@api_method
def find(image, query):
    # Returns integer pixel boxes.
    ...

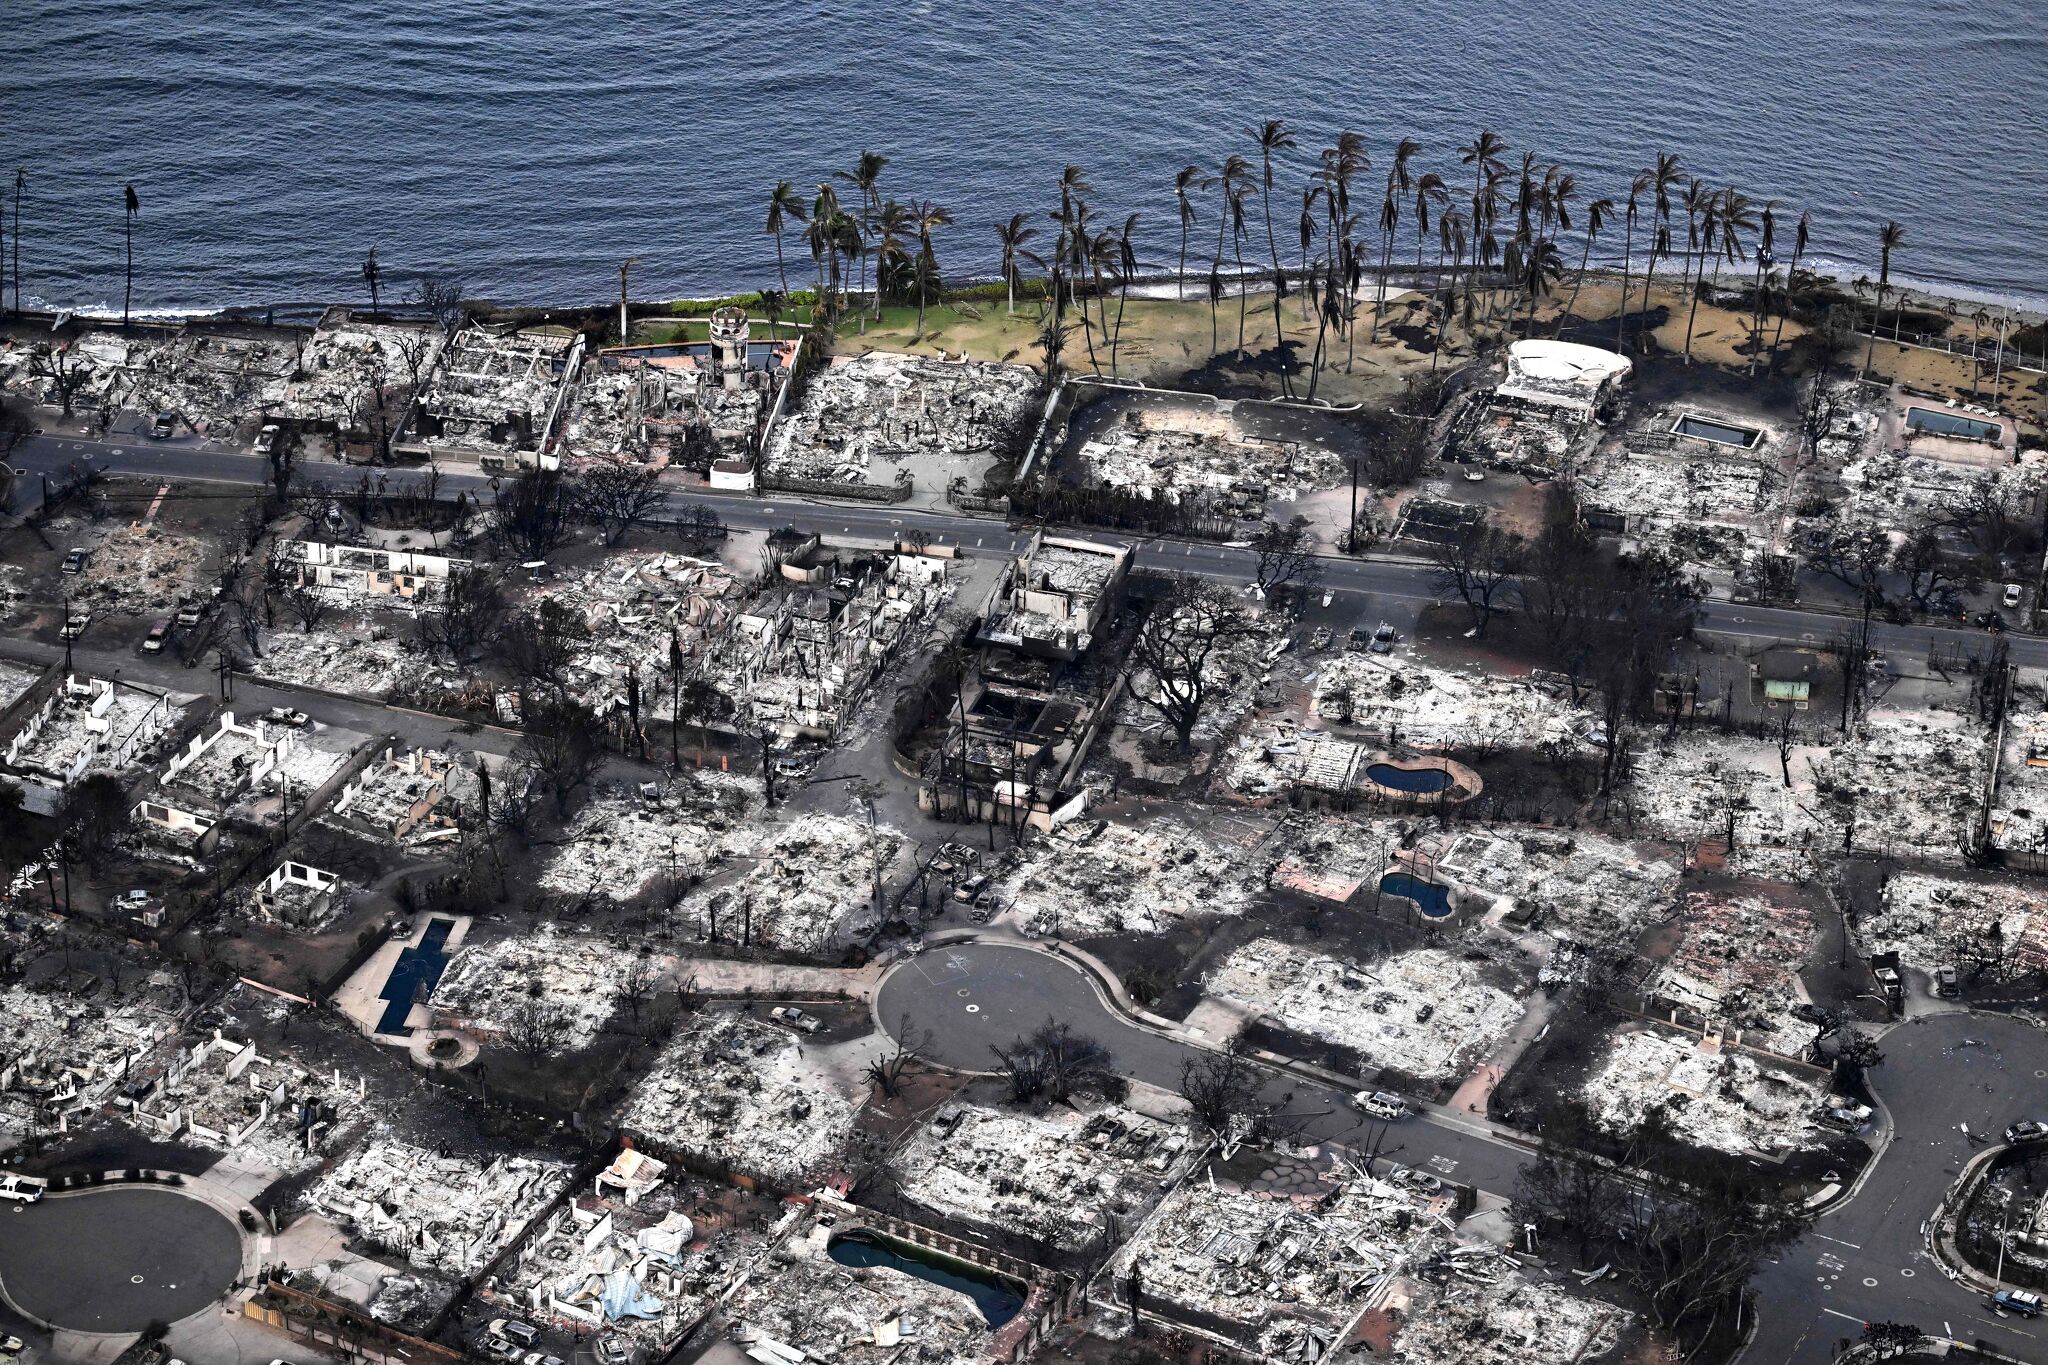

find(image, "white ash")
[1002,815,1272,939]
[1581,1027,1826,1156]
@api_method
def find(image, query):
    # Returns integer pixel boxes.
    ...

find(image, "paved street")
[0,1186,241,1333]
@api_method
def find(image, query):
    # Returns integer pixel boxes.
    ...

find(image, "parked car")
[1368,622,1398,654]
[142,618,171,652]
[150,410,177,439]
[2004,1120,2048,1145]
[1385,1164,1444,1195]
[264,706,310,727]
[0,1174,44,1203]
[2004,583,2025,609]
[117,889,153,908]
[592,1339,634,1365]
[1993,1289,2044,1317]
[1462,466,1486,482]
[60,546,89,573]
[0,1334,25,1356]
[952,873,991,903]
[1933,966,1961,997]
[768,1005,822,1034]
[1814,1103,1872,1133]
[1352,1090,1409,1121]
[253,424,281,456]
[174,599,207,626]
[59,610,92,640]
[486,1321,540,1350]
[521,1353,565,1365]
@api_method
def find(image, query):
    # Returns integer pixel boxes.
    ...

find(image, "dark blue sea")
[7,0,2045,316]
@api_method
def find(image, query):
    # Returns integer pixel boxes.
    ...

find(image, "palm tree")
[1613,173,1650,353]
[764,181,808,301]
[761,286,786,342]
[1675,178,1712,326]
[1210,155,1251,355]
[810,183,843,305]
[1173,165,1202,303]
[1744,199,1778,373]
[1456,132,1505,328]
[996,213,1037,316]
[361,246,381,318]
[1863,220,1905,378]
[1689,188,1753,364]
[1111,212,1140,374]
[1634,153,1685,347]
[875,199,912,321]
[1250,120,1297,386]
[1435,209,1468,371]
[1297,184,1321,324]
[1054,163,1093,318]
[910,199,951,342]
[1230,181,1254,355]
[1558,196,1613,337]
[1371,139,1421,344]
[835,151,888,319]
[1769,209,1811,366]
[121,184,140,327]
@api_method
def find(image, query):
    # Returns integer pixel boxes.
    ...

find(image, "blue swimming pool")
[374,917,456,1036]
[828,1233,1025,1327]
[1365,762,1454,794]
[1906,406,2002,441]
[1380,872,1453,917]
[1673,414,1762,448]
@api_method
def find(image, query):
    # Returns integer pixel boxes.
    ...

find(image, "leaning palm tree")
[1863,220,1905,378]
[361,245,382,318]
[1769,209,1812,364]
[121,184,139,327]
[1110,212,1141,375]
[764,181,808,301]
[1209,155,1251,355]
[1434,209,1468,371]
[1674,178,1712,326]
[1371,140,1420,344]
[1173,165,1203,302]
[1558,196,1613,338]
[1744,199,1779,373]
[1613,173,1650,352]
[811,183,843,303]
[1633,153,1685,347]
[910,199,951,342]
[1687,187,1754,364]
[996,213,1037,316]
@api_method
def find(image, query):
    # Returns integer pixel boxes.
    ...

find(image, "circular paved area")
[0,1185,241,1332]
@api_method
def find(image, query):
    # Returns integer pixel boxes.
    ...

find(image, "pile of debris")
[1579,1026,1826,1155]
[412,326,578,453]
[259,317,442,427]
[124,1027,362,1174]
[536,774,755,902]
[563,352,763,463]
[1427,828,1679,948]
[253,623,466,704]
[1857,872,2048,979]
[431,924,640,1053]
[1383,1265,1630,1365]
[765,352,1039,488]
[522,551,747,709]
[1073,406,1343,506]
[0,982,176,1144]
[3,328,295,434]
[617,1012,855,1187]
[1206,941,1524,1082]
[68,525,213,618]
[1001,815,1272,939]
[1651,892,1817,1054]
[893,1101,1196,1251]
[680,814,904,954]
[1308,654,1593,751]
[1127,606,1290,748]
[726,1208,995,1365]
[309,1134,574,1278]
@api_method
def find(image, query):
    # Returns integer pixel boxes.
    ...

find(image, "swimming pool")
[1906,406,2002,441]
[1380,872,1453,917]
[828,1232,1025,1327]
[1365,762,1454,794]
[374,917,456,1036]
[1672,413,1762,448]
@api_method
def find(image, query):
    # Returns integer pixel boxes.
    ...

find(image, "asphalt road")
[874,941,1533,1198]
[6,430,2044,674]
[0,1185,241,1333]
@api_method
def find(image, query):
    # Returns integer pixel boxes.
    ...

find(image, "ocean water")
[7,0,2046,316]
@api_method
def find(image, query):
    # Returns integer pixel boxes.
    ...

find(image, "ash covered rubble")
[677,813,907,954]
[249,625,468,707]
[1856,871,2048,981]
[3,674,180,805]
[120,1023,364,1174]
[1204,940,1526,1084]
[765,351,1039,489]
[0,979,181,1146]
[59,519,216,619]
[1442,338,1632,475]
[521,550,748,710]
[496,1145,779,1347]
[1100,1151,1465,1354]
[996,813,1276,939]
[616,1010,857,1188]
[1425,827,1681,948]
[326,744,482,845]
[1373,1267,1630,1365]
[1648,891,1819,1055]
[1303,652,1595,752]
[707,543,952,742]
[408,324,579,456]
[309,1133,575,1279]
[562,336,780,466]
[256,314,445,428]
[535,771,756,901]
[429,922,643,1054]
[1579,1025,1829,1156]
[724,1205,999,1365]
[1073,404,1345,509]
[1574,404,1796,570]
[892,1100,1199,1253]
[1,327,295,435]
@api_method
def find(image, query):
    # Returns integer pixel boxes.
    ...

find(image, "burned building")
[1444,338,1630,473]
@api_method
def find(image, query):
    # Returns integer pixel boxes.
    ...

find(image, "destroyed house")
[254,860,341,928]
[404,325,581,460]
[123,1031,358,1161]
[978,533,1130,660]
[922,648,1110,831]
[3,674,173,802]
[277,536,471,602]
[330,745,461,841]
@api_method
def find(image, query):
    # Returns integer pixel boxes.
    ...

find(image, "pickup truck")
[768,1005,822,1034]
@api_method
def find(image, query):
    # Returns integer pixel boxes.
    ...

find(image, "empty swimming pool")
[1365,762,1454,794]
[1906,406,2002,441]
[1380,872,1453,917]
[1672,414,1762,448]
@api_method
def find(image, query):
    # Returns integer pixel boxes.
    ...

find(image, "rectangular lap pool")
[1672,413,1762,448]
[1906,406,2002,442]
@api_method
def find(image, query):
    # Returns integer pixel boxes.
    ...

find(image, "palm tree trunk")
[1112,275,1129,377]
[1681,258,1707,364]
[1637,250,1663,354]
[123,215,133,329]
[1614,219,1636,353]
[1560,232,1595,339]
[1769,248,1803,366]
[775,234,789,298]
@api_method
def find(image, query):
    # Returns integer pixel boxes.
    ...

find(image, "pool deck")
[1358,753,1483,805]
[332,913,473,1042]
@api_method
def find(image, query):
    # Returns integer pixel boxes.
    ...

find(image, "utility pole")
[61,594,72,671]
[619,257,640,344]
